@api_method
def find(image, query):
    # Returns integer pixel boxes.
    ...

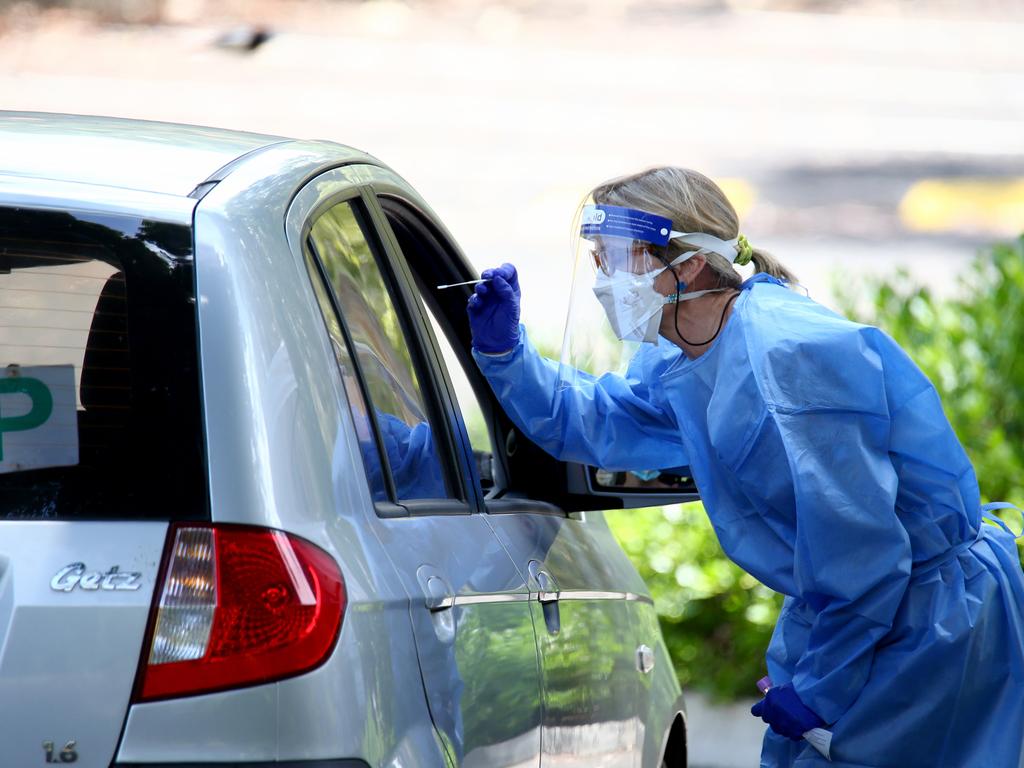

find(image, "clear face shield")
[558,203,740,390]
[559,203,683,389]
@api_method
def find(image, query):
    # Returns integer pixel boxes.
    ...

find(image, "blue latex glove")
[466,263,521,354]
[750,683,826,741]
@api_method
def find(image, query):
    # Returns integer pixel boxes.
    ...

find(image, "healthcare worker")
[466,166,1024,768]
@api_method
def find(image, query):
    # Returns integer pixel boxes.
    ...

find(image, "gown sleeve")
[472,326,688,471]
[763,327,913,725]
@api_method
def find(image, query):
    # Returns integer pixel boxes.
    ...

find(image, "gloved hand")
[466,263,521,354]
[750,683,826,741]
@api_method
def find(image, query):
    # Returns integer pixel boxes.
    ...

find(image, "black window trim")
[373,196,502,492]
[373,193,578,518]
[363,194,490,513]
[300,188,472,518]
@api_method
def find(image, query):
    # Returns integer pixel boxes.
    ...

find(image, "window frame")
[300,188,476,518]
[374,198,504,479]
[374,194,575,518]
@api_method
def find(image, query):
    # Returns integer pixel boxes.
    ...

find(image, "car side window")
[419,301,495,490]
[304,200,451,504]
[378,195,582,515]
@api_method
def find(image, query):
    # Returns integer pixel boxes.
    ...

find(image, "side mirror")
[565,463,700,509]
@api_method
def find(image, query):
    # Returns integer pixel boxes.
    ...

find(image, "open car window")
[418,301,496,493]
[378,197,575,513]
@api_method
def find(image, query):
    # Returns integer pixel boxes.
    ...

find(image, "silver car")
[0,111,696,768]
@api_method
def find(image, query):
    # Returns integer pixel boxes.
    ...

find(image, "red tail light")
[137,524,345,701]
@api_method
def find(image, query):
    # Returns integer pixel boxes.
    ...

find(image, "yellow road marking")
[900,178,1024,235]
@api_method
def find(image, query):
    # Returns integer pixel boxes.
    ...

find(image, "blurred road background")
[2,0,1023,349]
[3,1,1022,764]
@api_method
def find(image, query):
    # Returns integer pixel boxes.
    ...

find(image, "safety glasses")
[589,240,663,277]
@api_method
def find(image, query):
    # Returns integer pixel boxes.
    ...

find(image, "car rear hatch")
[0,206,207,767]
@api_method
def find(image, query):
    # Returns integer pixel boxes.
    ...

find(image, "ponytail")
[749,246,798,285]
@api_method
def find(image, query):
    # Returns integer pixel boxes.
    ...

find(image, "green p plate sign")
[0,365,78,473]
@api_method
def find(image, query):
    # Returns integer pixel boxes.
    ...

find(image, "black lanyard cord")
[674,287,739,347]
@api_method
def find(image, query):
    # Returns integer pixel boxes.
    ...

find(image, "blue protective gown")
[474,275,1024,767]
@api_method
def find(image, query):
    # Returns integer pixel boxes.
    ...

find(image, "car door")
[287,176,543,768]
[0,206,206,768]
[375,194,657,768]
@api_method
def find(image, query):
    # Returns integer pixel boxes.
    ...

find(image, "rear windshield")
[0,208,207,520]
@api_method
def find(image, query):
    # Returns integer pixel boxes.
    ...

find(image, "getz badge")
[50,563,142,592]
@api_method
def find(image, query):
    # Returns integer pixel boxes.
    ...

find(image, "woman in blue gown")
[467,166,1024,767]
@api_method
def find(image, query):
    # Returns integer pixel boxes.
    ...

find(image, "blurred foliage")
[606,235,1024,701]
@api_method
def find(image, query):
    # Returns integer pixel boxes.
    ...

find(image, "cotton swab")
[436,278,491,290]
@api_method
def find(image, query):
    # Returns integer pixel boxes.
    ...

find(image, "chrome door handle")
[536,572,559,604]
[416,565,454,612]
[527,560,559,603]
[637,644,655,674]
[528,560,560,635]
[425,576,455,612]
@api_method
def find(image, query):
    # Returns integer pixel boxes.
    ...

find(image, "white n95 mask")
[591,267,667,343]
[591,259,728,344]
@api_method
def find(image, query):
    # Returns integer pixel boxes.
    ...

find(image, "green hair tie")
[734,234,754,266]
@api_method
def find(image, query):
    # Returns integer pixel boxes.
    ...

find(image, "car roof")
[0,111,288,198]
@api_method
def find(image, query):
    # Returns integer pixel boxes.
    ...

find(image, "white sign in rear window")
[0,365,79,474]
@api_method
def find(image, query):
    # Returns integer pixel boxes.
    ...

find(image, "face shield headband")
[580,204,743,268]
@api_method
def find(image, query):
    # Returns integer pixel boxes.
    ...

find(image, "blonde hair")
[589,166,797,287]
